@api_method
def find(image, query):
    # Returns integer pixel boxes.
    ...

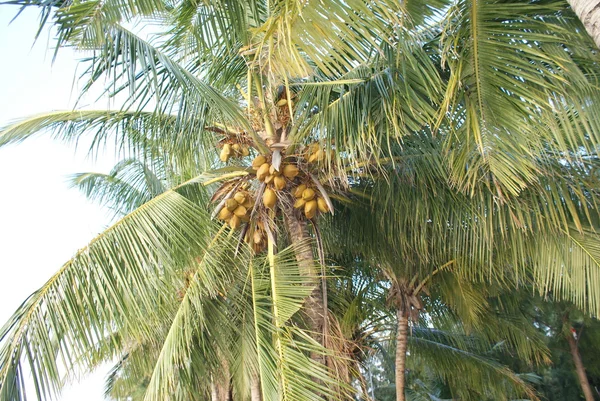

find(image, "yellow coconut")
[273,176,286,190]
[218,207,233,220]
[229,215,241,229]
[257,163,270,181]
[223,143,232,155]
[233,205,247,217]
[304,200,317,219]
[282,164,299,179]
[294,184,307,198]
[302,188,316,201]
[226,199,239,212]
[234,192,246,204]
[263,188,277,209]
[294,198,306,209]
[219,147,230,162]
[317,197,329,213]
[252,155,267,169]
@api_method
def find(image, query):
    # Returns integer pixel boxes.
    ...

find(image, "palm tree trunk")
[210,381,231,401]
[566,328,595,401]
[395,309,409,401]
[284,210,326,366]
[567,0,600,49]
[250,373,262,401]
[211,381,218,401]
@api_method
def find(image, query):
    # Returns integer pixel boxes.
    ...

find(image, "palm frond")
[71,158,167,216]
[0,177,220,401]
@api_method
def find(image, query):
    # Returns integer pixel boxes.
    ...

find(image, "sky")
[0,7,118,400]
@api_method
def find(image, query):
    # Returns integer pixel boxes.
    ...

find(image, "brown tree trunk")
[211,381,218,401]
[250,373,262,401]
[210,357,231,401]
[567,0,600,49]
[395,309,409,401]
[210,381,230,401]
[284,210,326,366]
[566,328,595,401]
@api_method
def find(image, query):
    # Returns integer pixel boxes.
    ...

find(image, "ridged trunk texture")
[210,381,230,401]
[284,210,326,366]
[395,309,409,401]
[566,329,595,401]
[210,357,231,401]
[250,374,262,401]
[568,0,600,49]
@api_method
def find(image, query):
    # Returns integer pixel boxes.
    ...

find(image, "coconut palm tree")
[2,0,600,400]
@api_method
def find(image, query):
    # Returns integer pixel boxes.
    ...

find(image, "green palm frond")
[251,241,342,400]
[439,0,600,197]
[0,108,239,173]
[526,228,600,315]
[0,177,227,401]
[408,330,538,401]
[291,42,443,170]
[71,158,167,216]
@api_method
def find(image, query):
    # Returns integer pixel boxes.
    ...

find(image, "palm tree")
[2,0,600,400]
[67,161,554,401]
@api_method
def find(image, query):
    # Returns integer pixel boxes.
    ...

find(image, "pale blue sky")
[0,7,117,400]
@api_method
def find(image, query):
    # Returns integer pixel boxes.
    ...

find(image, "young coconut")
[234,192,246,204]
[263,188,277,209]
[218,207,233,220]
[302,188,316,201]
[252,155,267,169]
[233,205,247,217]
[294,198,306,209]
[317,197,329,213]
[257,163,270,181]
[273,176,286,190]
[304,200,318,219]
[294,184,307,198]
[226,199,239,212]
[220,144,232,162]
[229,215,241,229]
[283,164,299,179]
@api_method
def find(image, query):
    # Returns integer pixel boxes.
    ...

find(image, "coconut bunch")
[251,150,335,219]
[219,141,251,162]
[252,155,299,190]
[211,140,337,254]
[216,189,255,229]
[292,184,330,219]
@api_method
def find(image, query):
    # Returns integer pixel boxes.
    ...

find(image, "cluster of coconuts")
[252,154,302,212]
[217,189,254,229]
[252,155,299,190]
[214,141,335,245]
[219,142,251,162]
[292,184,329,219]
